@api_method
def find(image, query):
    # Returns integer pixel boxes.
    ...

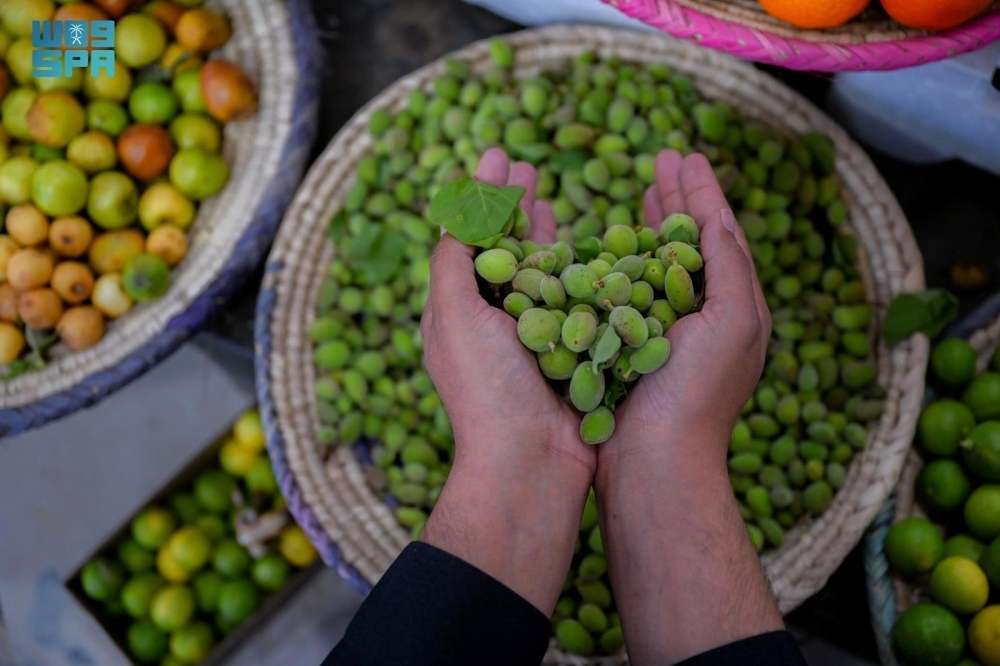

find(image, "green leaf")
[604,379,628,411]
[327,210,347,243]
[427,179,525,248]
[883,290,959,346]
[667,227,692,244]
[344,225,407,286]
[574,237,601,264]
[591,327,621,374]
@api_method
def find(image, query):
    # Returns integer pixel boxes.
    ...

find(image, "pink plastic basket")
[605,0,1000,71]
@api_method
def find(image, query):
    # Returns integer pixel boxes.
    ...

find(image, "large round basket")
[256,24,926,663]
[0,0,322,438]
[865,292,1000,666]
[604,0,1000,72]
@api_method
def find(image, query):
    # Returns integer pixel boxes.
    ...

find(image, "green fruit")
[87,101,130,138]
[594,272,631,311]
[964,373,1000,421]
[193,571,225,612]
[217,579,260,625]
[555,618,594,656]
[521,251,556,274]
[963,423,1000,482]
[538,342,578,380]
[31,160,88,216]
[170,113,222,153]
[660,212,699,244]
[885,517,944,576]
[580,407,615,445]
[115,14,167,69]
[81,558,125,601]
[647,299,677,332]
[630,336,670,375]
[570,363,605,413]
[118,539,155,574]
[129,82,180,125]
[169,622,214,664]
[516,308,560,352]
[664,263,695,314]
[150,585,195,632]
[167,526,212,573]
[943,535,985,562]
[121,573,165,619]
[610,255,645,282]
[931,339,978,387]
[661,241,704,272]
[87,171,139,228]
[1,87,37,142]
[122,254,171,302]
[169,148,230,201]
[561,311,598,353]
[251,554,291,592]
[609,305,647,348]
[930,557,989,614]
[503,292,533,318]
[603,224,638,258]
[213,539,251,579]
[128,621,168,663]
[512,267,545,300]
[132,507,177,550]
[193,470,238,513]
[173,70,207,114]
[919,399,976,458]
[474,248,518,284]
[966,486,1000,540]
[540,274,567,308]
[916,460,971,512]
[892,603,964,666]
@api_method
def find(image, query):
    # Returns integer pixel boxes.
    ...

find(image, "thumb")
[700,209,757,316]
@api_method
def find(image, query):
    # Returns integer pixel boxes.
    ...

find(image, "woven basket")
[0,0,322,438]
[605,0,1000,72]
[865,292,1000,666]
[256,24,926,663]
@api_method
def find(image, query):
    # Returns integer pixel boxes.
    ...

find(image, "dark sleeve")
[322,541,551,666]
[676,631,807,666]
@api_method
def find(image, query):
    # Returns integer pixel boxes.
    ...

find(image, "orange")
[758,0,870,28]
[882,0,993,30]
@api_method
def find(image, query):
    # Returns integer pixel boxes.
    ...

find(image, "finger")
[654,150,685,217]
[642,184,663,229]
[728,212,772,361]
[678,153,728,233]
[428,232,479,317]
[527,200,557,245]
[507,161,537,216]
[475,147,511,187]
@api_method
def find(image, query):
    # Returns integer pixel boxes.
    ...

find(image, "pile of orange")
[758,0,994,30]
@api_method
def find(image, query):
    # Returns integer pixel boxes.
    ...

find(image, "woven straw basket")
[605,0,1000,72]
[866,293,1000,666]
[0,0,321,438]
[256,24,926,663]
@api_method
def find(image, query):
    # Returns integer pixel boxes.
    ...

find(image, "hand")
[419,148,594,614]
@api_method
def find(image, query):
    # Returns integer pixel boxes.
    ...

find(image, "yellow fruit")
[233,408,265,452]
[0,322,26,364]
[156,547,189,584]
[91,272,134,318]
[969,605,1000,666]
[6,204,49,246]
[146,224,188,267]
[279,525,318,568]
[219,440,258,477]
[56,306,105,351]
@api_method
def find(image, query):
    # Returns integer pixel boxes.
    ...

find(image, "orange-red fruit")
[144,1,186,35]
[117,124,175,182]
[200,59,257,122]
[881,0,993,30]
[91,0,136,19]
[176,8,232,52]
[0,284,19,323]
[53,4,109,23]
[758,0,870,28]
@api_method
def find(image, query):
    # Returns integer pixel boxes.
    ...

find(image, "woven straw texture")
[606,0,1000,71]
[257,24,926,664]
[0,0,322,437]
[866,292,1000,666]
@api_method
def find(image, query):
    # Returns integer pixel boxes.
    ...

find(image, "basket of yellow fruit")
[866,293,1000,666]
[0,0,321,436]
[604,0,1000,71]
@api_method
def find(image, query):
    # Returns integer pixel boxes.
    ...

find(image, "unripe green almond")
[642,258,667,288]
[474,248,519,284]
[611,255,645,282]
[570,363,605,412]
[628,280,654,313]
[521,250,556,274]
[603,225,638,259]
[569,303,598,318]
[512,268,545,300]
[540,275,567,308]
[550,241,574,275]
[611,348,637,382]
[537,343,578,380]
[510,207,530,239]
[560,263,598,298]
[548,308,567,327]
[660,212,700,244]
[630,337,671,374]
[647,299,677,332]
[665,263,695,314]
[662,241,704,272]
[594,272,632,311]
[517,308,560,352]
[581,407,615,445]
[562,311,599,353]
[587,258,613,280]
[556,619,595,656]
[503,292,534,318]
[645,316,663,338]
[609,306,649,348]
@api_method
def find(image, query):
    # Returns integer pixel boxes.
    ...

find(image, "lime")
[944,535,986,562]
[149,585,195,632]
[156,547,189,584]
[81,557,125,601]
[233,409,266,452]
[964,423,1000,482]
[129,83,180,125]
[169,621,214,663]
[161,656,186,666]
[892,603,964,666]
[172,70,206,114]
[251,554,290,592]
[931,339,978,387]
[930,557,989,614]
[279,525,318,568]
[194,470,237,513]
[167,526,211,573]
[967,486,1000,540]
[128,621,168,663]
[246,456,277,495]
[193,514,227,544]
[86,100,129,138]
[916,460,972,512]
[213,539,251,578]
[885,517,945,576]
[192,570,224,613]
[132,506,177,550]
[965,373,1000,421]
[219,439,259,477]
[969,606,1000,666]
[115,14,167,69]
[169,493,201,525]
[980,537,1000,588]
[121,573,165,619]
[919,399,976,458]
[216,579,260,625]
[122,253,171,302]
[118,538,155,574]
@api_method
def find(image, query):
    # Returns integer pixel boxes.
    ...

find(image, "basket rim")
[864,292,1000,666]
[0,0,323,439]
[606,0,1000,72]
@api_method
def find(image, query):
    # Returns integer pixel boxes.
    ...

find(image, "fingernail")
[440,226,446,237]
[721,208,736,234]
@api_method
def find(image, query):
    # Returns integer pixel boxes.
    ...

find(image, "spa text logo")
[32,20,116,78]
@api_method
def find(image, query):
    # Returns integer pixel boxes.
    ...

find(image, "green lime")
[216,579,260,625]
[193,514,227,544]
[964,423,1000,482]
[885,517,945,576]
[966,485,1000,540]
[918,399,976,458]
[965,373,1000,421]
[169,621,214,663]
[213,539,251,578]
[166,526,212,573]
[128,621,168,663]
[233,409,266,452]
[161,656,186,666]
[122,253,171,303]
[251,554,290,592]
[118,538,155,574]
[149,585,195,632]
[932,339,978,387]
[893,603,964,666]
[194,470,238,513]
[980,536,1000,589]
[121,573,165,619]
[192,571,225,613]
[169,493,201,525]
[132,506,177,550]
[128,83,179,125]
[86,100,129,137]
[916,460,972,512]
[219,440,259,477]
[930,557,989,614]
[172,70,206,114]
[245,456,277,495]
[81,557,125,602]
[944,535,986,562]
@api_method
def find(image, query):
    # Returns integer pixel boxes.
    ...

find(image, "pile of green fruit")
[310,37,884,655]
[0,0,257,377]
[75,409,318,665]
[883,339,1000,666]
